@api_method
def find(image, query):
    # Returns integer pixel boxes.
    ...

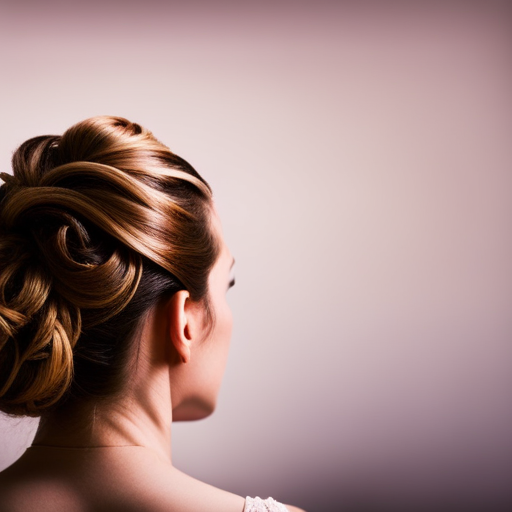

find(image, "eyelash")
[228,277,236,289]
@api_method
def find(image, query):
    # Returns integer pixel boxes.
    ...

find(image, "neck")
[33,307,174,463]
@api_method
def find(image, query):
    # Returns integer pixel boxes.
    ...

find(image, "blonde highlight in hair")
[0,116,218,417]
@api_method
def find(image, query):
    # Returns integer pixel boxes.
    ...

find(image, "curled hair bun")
[0,116,217,416]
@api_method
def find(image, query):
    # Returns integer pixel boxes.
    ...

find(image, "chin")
[172,396,216,421]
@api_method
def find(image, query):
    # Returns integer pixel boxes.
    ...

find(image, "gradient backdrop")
[0,1,511,510]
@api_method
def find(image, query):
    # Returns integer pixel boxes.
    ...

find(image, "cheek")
[221,301,233,341]
[213,299,233,370]
[209,298,233,387]
[171,307,232,422]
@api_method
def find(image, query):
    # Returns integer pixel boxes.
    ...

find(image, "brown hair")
[0,116,219,417]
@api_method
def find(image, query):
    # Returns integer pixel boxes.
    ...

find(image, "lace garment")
[244,496,289,512]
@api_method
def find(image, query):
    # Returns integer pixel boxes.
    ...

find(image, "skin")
[0,209,305,512]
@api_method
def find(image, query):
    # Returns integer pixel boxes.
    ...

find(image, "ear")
[166,290,204,364]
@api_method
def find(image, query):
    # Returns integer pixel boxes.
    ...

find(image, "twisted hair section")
[0,116,218,416]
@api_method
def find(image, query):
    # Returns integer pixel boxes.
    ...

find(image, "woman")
[0,116,305,512]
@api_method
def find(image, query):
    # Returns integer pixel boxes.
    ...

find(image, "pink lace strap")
[244,496,288,512]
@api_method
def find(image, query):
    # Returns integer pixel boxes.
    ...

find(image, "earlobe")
[167,290,192,364]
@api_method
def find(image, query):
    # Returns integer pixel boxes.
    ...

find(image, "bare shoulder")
[0,480,79,512]
[0,446,246,512]
[0,455,80,512]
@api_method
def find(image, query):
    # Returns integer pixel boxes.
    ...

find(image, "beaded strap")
[244,496,289,512]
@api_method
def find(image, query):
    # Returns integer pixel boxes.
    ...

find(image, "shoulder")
[0,475,77,512]
[0,447,246,512]
[0,455,81,512]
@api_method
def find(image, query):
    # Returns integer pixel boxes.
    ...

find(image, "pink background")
[1,1,511,509]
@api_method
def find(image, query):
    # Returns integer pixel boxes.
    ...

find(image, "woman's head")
[0,116,221,417]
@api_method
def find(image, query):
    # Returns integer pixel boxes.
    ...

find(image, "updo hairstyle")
[0,116,219,417]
